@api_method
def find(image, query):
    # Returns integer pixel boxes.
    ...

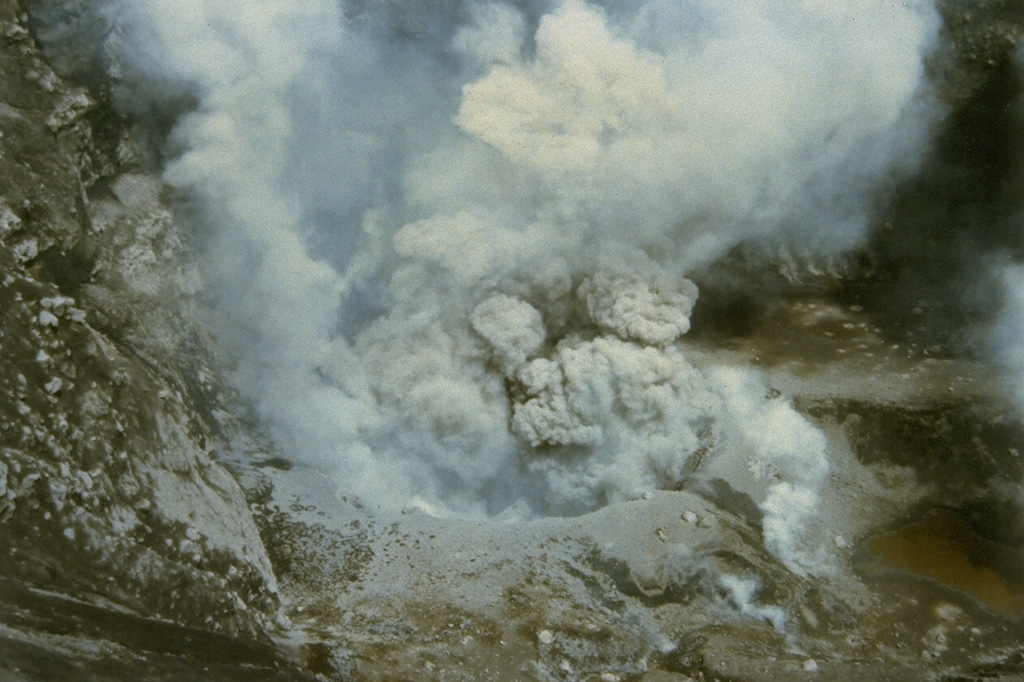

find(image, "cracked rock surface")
[0,3,310,678]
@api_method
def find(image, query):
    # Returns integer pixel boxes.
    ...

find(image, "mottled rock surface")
[0,3,304,677]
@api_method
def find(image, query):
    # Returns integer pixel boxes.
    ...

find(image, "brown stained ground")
[866,508,1024,619]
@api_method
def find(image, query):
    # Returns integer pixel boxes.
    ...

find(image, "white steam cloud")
[105,0,940,569]
[991,46,1024,418]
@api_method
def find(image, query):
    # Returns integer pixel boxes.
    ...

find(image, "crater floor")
[244,296,1024,681]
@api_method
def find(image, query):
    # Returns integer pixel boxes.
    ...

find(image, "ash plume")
[88,0,945,570]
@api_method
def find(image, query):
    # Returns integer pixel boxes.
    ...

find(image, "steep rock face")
[0,0,280,644]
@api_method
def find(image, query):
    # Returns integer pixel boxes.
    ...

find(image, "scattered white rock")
[46,89,92,131]
[62,527,75,541]
[185,526,201,541]
[76,471,93,490]
[38,310,59,327]
[40,296,74,314]
[13,238,37,263]
[802,659,818,672]
[537,629,554,645]
[600,674,620,682]
[682,510,698,524]
[0,203,22,235]
[44,377,63,394]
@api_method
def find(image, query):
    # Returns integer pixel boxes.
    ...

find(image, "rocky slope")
[0,3,311,678]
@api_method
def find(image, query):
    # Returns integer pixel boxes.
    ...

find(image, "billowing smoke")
[990,46,1024,417]
[994,265,1024,409]
[101,0,941,570]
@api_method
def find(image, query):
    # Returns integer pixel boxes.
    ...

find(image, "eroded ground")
[246,298,1024,681]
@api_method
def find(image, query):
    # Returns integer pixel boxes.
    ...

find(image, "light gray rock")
[0,1,283,650]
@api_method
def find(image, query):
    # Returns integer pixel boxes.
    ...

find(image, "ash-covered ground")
[1,1,1023,680]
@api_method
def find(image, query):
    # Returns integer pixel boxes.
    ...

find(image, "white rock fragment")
[13,238,37,263]
[833,535,848,548]
[62,527,75,541]
[802,659,818,672]
[185,526,201,541]
[38,310,58,327]
[682,510,698,524]
[40,295,74,314]
[47,89,93,131]
[35,349,50,363]
[537,629,554,645]
[600,674,620,682]
[44,377,63,394]
[0,203,22,235]
[68,308,86,323]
